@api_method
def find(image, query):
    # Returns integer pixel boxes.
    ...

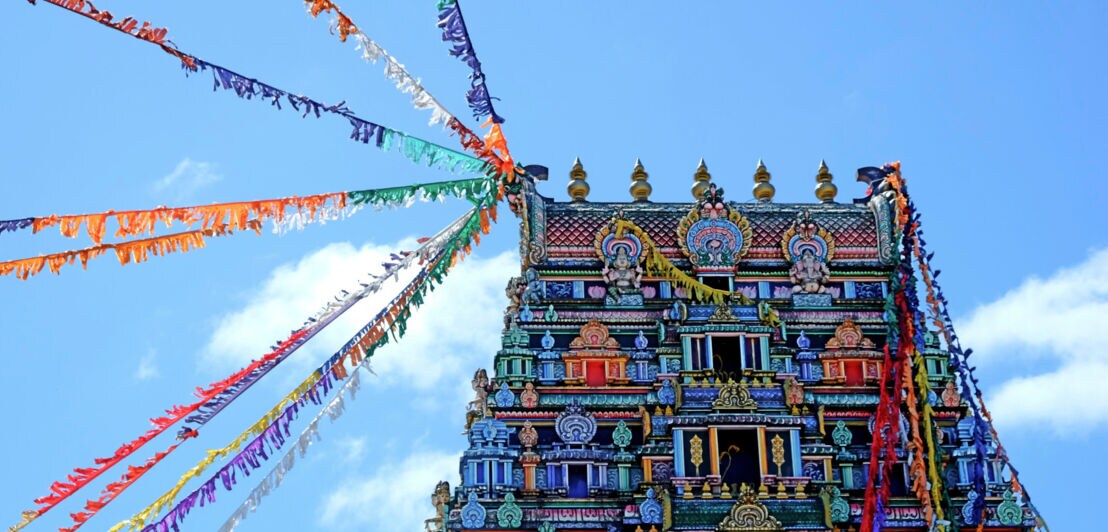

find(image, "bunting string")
[187,58,491,176]
[912,326,951,527]
[861,177,914,532]
[14,193,344,245]
[296,0,510,176]
[1,177,493,242]
[611,218,753,305]
[885,165,991,526]
[218,361,365,532]
[0,177,495,281]
[27,0,195,68]
[0,220,262,280]
[901,323,935,526]
[433,0,518,179]
[7,329,308,532]
[28,0,491,177]
[898,164,1047,528]
[114,198,495,531]
[0,218,33,235]
[302,0,454,128]
[217,365,364,532]
[435,0,504,124]
[112,274,424,532]
[8,200,489,531]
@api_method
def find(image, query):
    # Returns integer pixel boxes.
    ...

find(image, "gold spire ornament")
[567,157,590,202]
[630,159,652,202]
[814,160,837,203]
[692,159,712,200]
[752,159,775,203]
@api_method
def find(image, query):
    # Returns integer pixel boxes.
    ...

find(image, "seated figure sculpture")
[790,248,830,294]
[602,244,643,305]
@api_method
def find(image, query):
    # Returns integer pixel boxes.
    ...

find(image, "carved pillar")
[521,452,540,495]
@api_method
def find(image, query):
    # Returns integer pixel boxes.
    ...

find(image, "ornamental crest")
[519,420,539,448]
[556,400,597,444]
[521,382,540,408]
[677,184,752,272]
[569,320,621,351]
[780,210,835,263]
[496,493,523,527]
[639,488,663,524]
[961,491,979,525]
[461,492,487,528]
[996,489,1024,526]
[821,486,850,523]
[712,379,757,410]
[717,484,784,531]
[613,420,633,449]
[825,319,875,350]
[595,217,644,265]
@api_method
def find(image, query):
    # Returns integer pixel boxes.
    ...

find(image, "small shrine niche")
[562,320,630,386]
[595,217,645,306]
[544,401,610,498]
[495,322,533,386]
[782,211,836,307]
[461,417,517,497]
[820,319,882,386]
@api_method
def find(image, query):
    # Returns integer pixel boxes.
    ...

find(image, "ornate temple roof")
[541,201,887,264]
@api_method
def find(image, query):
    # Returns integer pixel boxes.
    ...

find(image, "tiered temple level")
[431,162,1034,531]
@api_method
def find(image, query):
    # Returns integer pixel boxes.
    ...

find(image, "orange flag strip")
[0,220,262,280]
[30,193,346,245]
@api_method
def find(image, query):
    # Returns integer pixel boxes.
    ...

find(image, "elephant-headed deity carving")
[781,210,835,294]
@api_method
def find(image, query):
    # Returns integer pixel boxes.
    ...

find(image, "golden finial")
[752,159,775,203]
[701,481,714,499]
[692,158,712,200]
[567,157,590,202]
[629,158,652,202]
[814,160,837,203]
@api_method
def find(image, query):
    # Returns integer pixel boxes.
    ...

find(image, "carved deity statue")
[520,382,540,408]
[504,276,527,329]
[424,481,450,532]
[602,244,643,298]
[789,248,831,294]
[465,369,491,431]
[941,380,961,407]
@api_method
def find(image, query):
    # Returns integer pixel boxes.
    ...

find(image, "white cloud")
[957,248,1108,435]
[134,350,160,381]
[151,158,221,199]
[203,239,517,394]
[335,436,368,465]
[318,449,459,531]
[368,251,516,392]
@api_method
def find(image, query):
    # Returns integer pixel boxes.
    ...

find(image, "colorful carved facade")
[435,162,1036,531]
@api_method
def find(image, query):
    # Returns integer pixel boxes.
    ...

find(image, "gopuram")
[429,160,1040,532]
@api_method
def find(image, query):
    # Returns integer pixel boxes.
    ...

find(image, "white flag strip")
[218,367,364,532]
[354,32,456,128]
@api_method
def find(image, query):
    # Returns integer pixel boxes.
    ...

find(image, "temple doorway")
[717,429,761,488]
[586,361,606,386]
[711,335,742,380]
[567,464,589,497]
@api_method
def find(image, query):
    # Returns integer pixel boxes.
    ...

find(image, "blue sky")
[1,1,1104,530]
